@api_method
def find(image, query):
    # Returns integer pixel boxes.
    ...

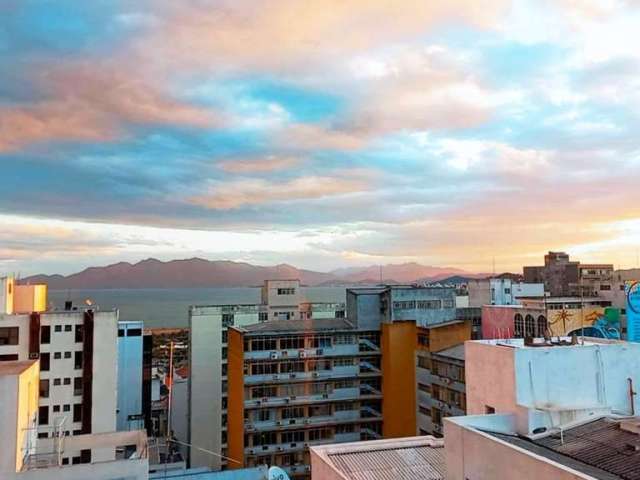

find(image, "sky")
[2,0,640,276]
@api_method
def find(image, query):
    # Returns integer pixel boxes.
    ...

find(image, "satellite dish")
[268,466,291,480]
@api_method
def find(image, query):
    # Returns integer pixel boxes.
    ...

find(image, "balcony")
[248,410,363,432]
[244,344,359,361]
[358,338,380,353]
[245,366,361,385]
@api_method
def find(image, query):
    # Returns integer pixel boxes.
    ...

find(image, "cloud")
[0,62,222,152]
[189,170,376,209]
[217,156,301,173]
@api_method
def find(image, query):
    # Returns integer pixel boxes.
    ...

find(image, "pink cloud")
[217,156,301,173]
[189,171,376,209]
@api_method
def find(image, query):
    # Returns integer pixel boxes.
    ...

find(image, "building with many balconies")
[227,318,382,479]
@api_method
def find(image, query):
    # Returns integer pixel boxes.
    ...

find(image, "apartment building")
[467,278,544,307]
[227,318,383,479]
[0,358,148,480]
[117,321,147,432]
[0,288,118,464]
[415,321,470,437]
[188,279,345,470]
[444,337,640,480]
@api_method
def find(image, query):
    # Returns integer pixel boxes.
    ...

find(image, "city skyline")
[2,1,640,275]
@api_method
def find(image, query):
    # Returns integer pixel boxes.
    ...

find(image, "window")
[281,430,305,444]
[419,406,431,416]
[75,325,83,343]
[63,404,70,412]
[485,405,496,414]
[63,377,71,385]
[251,386,277,399]
[62,458,69,465]
[281,407,304,420]
[0,354,19,361]
[127,328,142,336]
[335,334,354,345]
[73,404,82,423]
[514,314,524,338]
[336,424,354,434]
[252,432,276,446]
[277,288,295,295]
[334,379,354,389]
[258,312,268,322]
[308,359,331,371]
[118,329,125,337]
[309,404,331,417]
[72,457,81,465]
[280,361,304,373]
[40,353,50,371]
[280,336,304,350]
[74,351,83,370]
[250,362,278,375]
[54,325,62,332]
[53,405,60,412]
[443,299,455,308]
[417,300,442,309]
[504,288,511,294]
[524,315,535,337]
[40,379,50,398]
[41,326,51,344]
[0,327,19,345]
[54,378,61,386]
[536,316,547,337]
[38,432,48,439]
[222,314,234,327]
[333,358,353,367]
[38,406,49,425]
[309,428,332,441]
[600,284,611,291]
[334,402,353,411]
[64,351,71,359]
[250,338,277,351]
[54,352,61,359]
[418,333,430,347]
[311,336,332,348]
[64,325,72,332]
[417,355,431,369]
[393,301,416,310]
[418,383,432,395]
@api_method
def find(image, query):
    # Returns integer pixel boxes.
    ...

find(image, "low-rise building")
[0,359,148,480]
[310,436,445,480]
[444,337,640,480]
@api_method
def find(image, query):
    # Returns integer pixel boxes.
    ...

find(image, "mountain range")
[20,258,489,290]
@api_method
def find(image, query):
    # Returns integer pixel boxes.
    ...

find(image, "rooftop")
[487,417,640,480]
[240,317,355,334]
[311,436,445,480]
[434,344,465,361]
[472,337,625,349]
[0,360,37,376]
[423,320,464,330]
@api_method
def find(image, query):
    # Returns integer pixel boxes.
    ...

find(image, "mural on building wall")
[547,307,604,336]
[626,281,640,342]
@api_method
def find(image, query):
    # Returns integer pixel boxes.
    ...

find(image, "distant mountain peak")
[19,258,482,290]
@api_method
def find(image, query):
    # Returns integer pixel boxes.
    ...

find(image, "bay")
[48,287,347,328]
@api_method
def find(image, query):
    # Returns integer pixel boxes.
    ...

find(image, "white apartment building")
[0,289,118,465]
[188,279,345,470]
[0,358,148,480]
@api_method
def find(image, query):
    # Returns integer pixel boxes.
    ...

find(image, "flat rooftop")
[311,436,445,480]
[486,417,640,480]
[434,344,465,361]
[0,360,37,376]
[240,317,355,334]
[472,337,626,349]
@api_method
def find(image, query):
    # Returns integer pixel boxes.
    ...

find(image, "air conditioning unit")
[290,373,296,378]
[313,372,319,378]
[277,421,283,426]
[270,352,279,359]
[281,351,288,357]
[256,400,262,405]
[277,447,284,452]
[249,449,255,455]
[322,393,329,399]
[442,378,451,385]
[299,351,307,358]
[273,375,279,380]
[285,398,290,403]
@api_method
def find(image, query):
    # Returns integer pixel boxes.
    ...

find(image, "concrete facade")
[117,321,144,431]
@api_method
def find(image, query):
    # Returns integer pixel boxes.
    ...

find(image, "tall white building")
[0,284,118,465]
[188,279,345,470]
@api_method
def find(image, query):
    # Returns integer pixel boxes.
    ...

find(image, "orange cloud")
[217,156,301,173]
[0,62,221,152]
[189,172,374,209]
